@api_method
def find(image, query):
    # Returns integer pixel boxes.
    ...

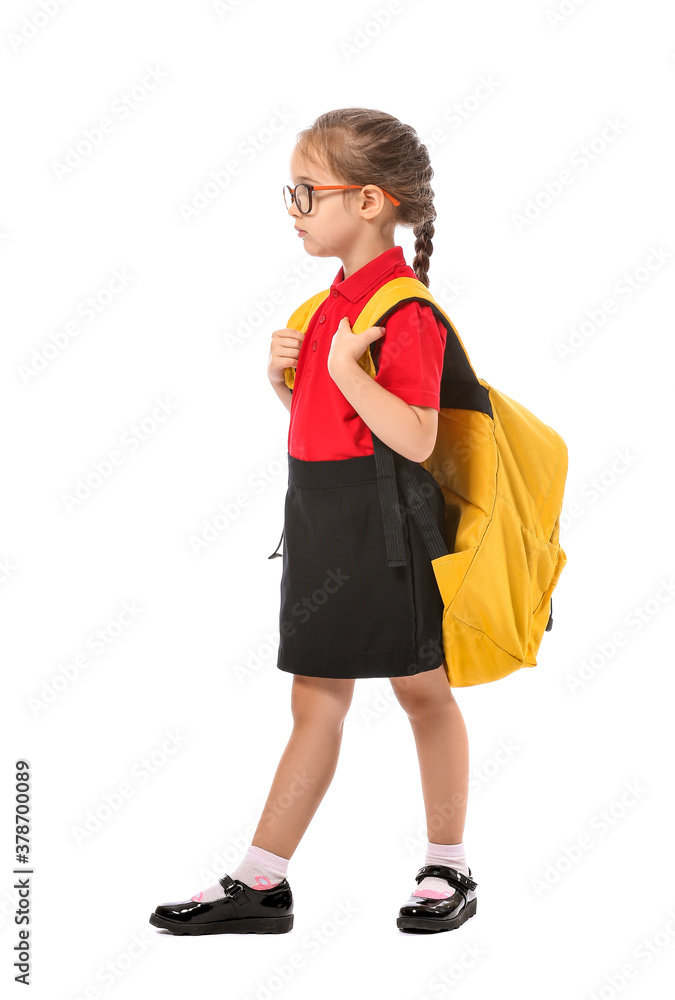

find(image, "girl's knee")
[389,664,454,717]
[291,674,355,726]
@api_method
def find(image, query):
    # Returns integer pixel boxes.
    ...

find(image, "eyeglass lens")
[284,184,311,213]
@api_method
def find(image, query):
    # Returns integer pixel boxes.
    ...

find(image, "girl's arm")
[268,376,293,414]
[328,356,438,463]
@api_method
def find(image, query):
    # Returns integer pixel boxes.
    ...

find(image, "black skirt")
[275,452,446,679]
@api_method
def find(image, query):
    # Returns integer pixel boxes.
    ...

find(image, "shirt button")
[332,290,339,297]
[319,315,326,323]
[312,341,317,351]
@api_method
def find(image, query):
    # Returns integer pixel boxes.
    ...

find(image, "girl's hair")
[294,108,436,288]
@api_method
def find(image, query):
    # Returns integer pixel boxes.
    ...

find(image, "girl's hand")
[327,316,386,377]
[268,327,305,385]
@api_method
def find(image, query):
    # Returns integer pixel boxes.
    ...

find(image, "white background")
[2,0,675,997]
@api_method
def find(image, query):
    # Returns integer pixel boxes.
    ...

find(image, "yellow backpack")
[281,276,568,688]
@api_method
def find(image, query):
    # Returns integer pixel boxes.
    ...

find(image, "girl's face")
[287,146,392,263]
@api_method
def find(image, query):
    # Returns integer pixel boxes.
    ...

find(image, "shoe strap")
[415,864,477,894]
[219,874,248,905]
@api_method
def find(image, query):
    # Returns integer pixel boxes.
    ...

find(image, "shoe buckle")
[219,874,246,904]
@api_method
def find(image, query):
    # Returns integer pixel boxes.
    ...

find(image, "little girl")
[150,107,477,936]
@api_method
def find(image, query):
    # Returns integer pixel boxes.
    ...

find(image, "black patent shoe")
[149,874,294,935]
[397,864,477,933]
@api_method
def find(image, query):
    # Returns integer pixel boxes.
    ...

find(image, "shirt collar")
[330,245,406,304]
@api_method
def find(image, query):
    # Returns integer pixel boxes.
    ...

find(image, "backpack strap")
[372,434,407,566]
[394,451,448,559]
[283,288,331,390]
[350,277,491,415]
[354,278,488,567]
[280,277,489,569]
[371,434,449,566]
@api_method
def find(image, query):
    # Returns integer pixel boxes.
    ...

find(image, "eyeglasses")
[283,182,401,215]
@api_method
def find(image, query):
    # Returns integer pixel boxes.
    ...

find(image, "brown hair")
[294,108,436,288]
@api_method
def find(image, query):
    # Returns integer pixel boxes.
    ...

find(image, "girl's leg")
[389,663,468,843]
[251,673,356,860]
[150,675,356,929]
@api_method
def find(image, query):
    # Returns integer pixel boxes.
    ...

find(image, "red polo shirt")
[287,245,447,461]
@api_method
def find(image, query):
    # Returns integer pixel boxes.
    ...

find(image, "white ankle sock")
[413,840,469,899]
[191,845,289,903]
[232,845,289,891]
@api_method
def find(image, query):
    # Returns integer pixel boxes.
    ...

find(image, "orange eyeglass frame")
[284,183,401,213]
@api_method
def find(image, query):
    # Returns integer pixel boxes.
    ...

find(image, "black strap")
[268,525,284,559]
[218,874,247,904]
[371,432,407,567]
[371,432,448,567]
[415,864,477,893]
[395,454,448,561]
[268,437,448,569]
[373,434,556,635]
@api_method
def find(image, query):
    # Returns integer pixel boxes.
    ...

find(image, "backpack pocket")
[431,493,566,687]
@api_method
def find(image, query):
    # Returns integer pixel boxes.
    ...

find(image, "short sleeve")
[373,301,447,409]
